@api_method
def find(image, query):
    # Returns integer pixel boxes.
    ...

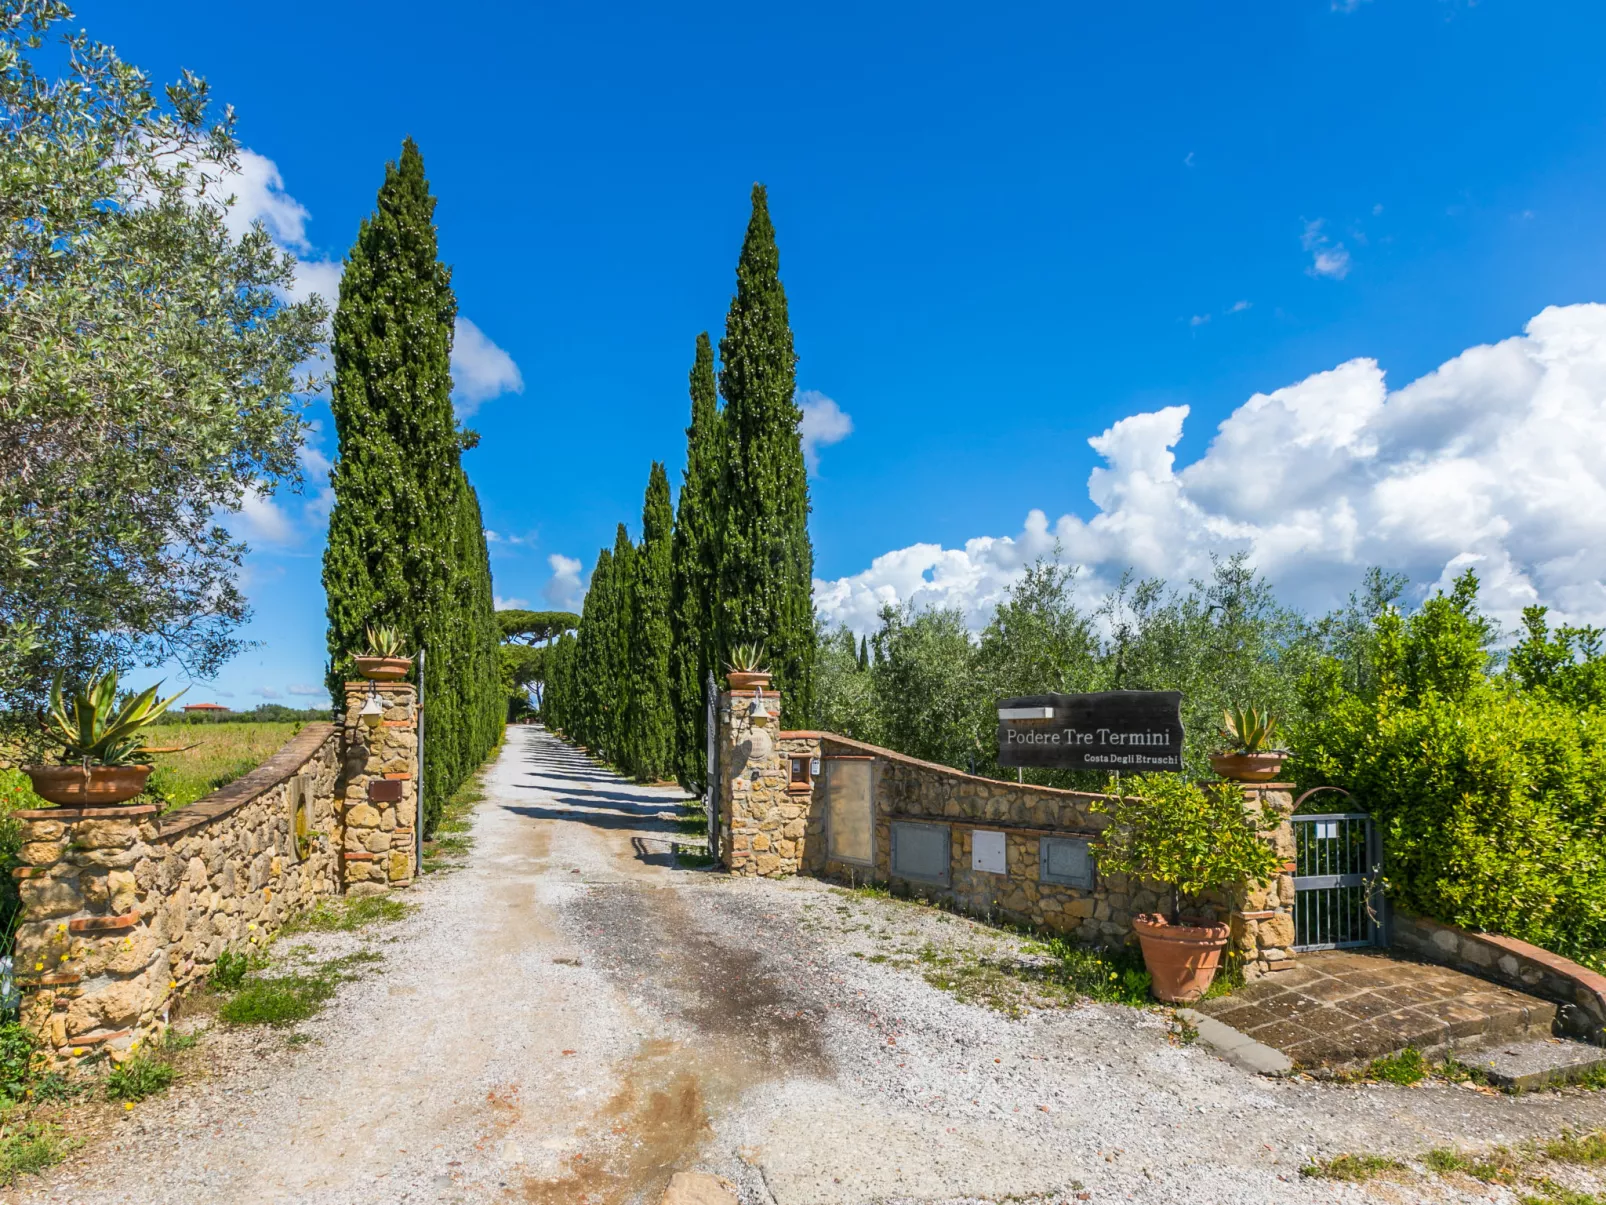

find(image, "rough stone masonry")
[10,680,418,1067]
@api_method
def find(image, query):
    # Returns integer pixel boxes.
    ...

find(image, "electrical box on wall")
[971,829,1006,874]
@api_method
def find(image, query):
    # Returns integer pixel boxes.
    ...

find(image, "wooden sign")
[997,690,1184,772]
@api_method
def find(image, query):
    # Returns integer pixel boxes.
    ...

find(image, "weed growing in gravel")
[1366,1046,1428,1086]
[1300,1153,1410,1182]
[1548,1132,1606,1166]
[27,1073,86,1104]
[219,971,340,1026]
[218,950,380,1027]
[156,1029,200,1054]
[209,948,267,990]
[104,1054,175,1102]
[283,896,408,934]
[1439,1056,1492,1087]
[0,1121,70,1184]
[1425,1149,1469,1173]
[1519,1178,1605,1205]
[1037,939,1152,1005]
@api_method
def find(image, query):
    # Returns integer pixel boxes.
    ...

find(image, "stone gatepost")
[1230,783,1298,980]
[340,681,418,895]
[716,686,806,877]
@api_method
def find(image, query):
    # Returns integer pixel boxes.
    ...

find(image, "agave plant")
[726,642,768,675]
[1220,706,1278,754]
[45,671,185,766]
[363,624,408,659]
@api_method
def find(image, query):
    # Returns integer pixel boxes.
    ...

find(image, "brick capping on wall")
[1391,911,1606,1042]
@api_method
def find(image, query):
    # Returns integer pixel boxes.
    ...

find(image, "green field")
[142,722,305,811]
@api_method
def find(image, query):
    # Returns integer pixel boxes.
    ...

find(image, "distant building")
[182,703,231,713]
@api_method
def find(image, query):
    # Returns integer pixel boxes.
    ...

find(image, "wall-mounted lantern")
[360,693,385,729]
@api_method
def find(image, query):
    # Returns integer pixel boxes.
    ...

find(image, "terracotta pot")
[354,655,413,682]
[727,671,772,691]
[1208,751,1289,782]
[1132,913,1231,1003]
[22,764,153,807]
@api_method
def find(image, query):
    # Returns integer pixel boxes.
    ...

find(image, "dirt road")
[18,726,1606,1205]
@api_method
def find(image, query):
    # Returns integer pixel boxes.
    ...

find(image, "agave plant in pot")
[1208,706,1289,782]
[24,671,185,806]
[1093,774,1281,1002]
[725,642,771,692]
[353,624,413,682]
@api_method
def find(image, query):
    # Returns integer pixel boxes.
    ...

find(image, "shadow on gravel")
[501,803,684,834]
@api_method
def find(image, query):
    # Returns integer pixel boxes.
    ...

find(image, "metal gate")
[1291,811,1381,951]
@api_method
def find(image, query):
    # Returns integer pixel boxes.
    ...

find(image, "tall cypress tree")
[669,333,725,792]
[323,138,459,697]
[572,546,613,754]
[717,185,816,723]
[604,522,636,769]
[625,463,675,782]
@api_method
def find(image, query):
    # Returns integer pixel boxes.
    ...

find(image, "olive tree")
[0,1,327,709]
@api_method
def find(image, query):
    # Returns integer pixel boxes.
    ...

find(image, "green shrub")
[1296,573,1606,962]
[104,1055,175,1102]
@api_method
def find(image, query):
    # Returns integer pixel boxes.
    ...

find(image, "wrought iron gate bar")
[1290,810,1380,951]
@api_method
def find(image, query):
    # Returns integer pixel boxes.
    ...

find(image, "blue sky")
[84,0,1606,704]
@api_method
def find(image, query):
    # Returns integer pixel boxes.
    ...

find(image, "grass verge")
[140,722,304,811]
[0,1121,70,1185]
[1300,1153,1410,1182]
[421,747,495,875]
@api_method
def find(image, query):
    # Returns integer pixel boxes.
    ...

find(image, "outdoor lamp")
[749,690,772,724]
[359,693,385,729]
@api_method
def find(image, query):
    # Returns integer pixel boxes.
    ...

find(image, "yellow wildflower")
[123,1102,133,1111]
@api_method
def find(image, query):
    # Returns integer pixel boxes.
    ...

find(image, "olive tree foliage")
[815,554,1326,785]
[0,1,326,710]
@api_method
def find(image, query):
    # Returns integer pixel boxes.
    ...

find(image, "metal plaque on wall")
[996,690,1184,772]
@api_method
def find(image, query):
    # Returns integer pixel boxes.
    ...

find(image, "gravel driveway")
[14,726,1606,1205]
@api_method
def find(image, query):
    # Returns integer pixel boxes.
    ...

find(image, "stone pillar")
[340,681,418,895]
[11,804,168,1066]
[716,686,803,877]
[1230,783,1298,980]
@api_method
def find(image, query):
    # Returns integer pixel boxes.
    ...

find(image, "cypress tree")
[604,522,636,769]
[572,547,613,754]
[669,333,725,792]
[717,184,816,723]
[626,463,675,782]
[322,139,501,833]
[323,138,459,696]
[859,635,869,672]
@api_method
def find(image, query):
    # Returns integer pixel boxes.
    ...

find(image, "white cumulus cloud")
[798,390,854,473]
[453,318,524,415]
[286,683,324,697]
[495,595,529,610]
[1302,219,1351,280]
[545,554,585,610]
[815,303,1606,635]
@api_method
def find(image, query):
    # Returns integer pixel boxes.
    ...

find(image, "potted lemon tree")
[23,671,184,806]
[1093,774,1280,1002]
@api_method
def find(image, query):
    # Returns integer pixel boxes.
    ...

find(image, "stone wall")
[713,704,1294,974]
[715,688,810,876]
[11,680,421,1066]
[1392,911,1606,1042]
[339,681,419,894]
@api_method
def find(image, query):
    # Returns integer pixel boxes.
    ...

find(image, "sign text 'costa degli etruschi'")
[996,690,1184,771]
